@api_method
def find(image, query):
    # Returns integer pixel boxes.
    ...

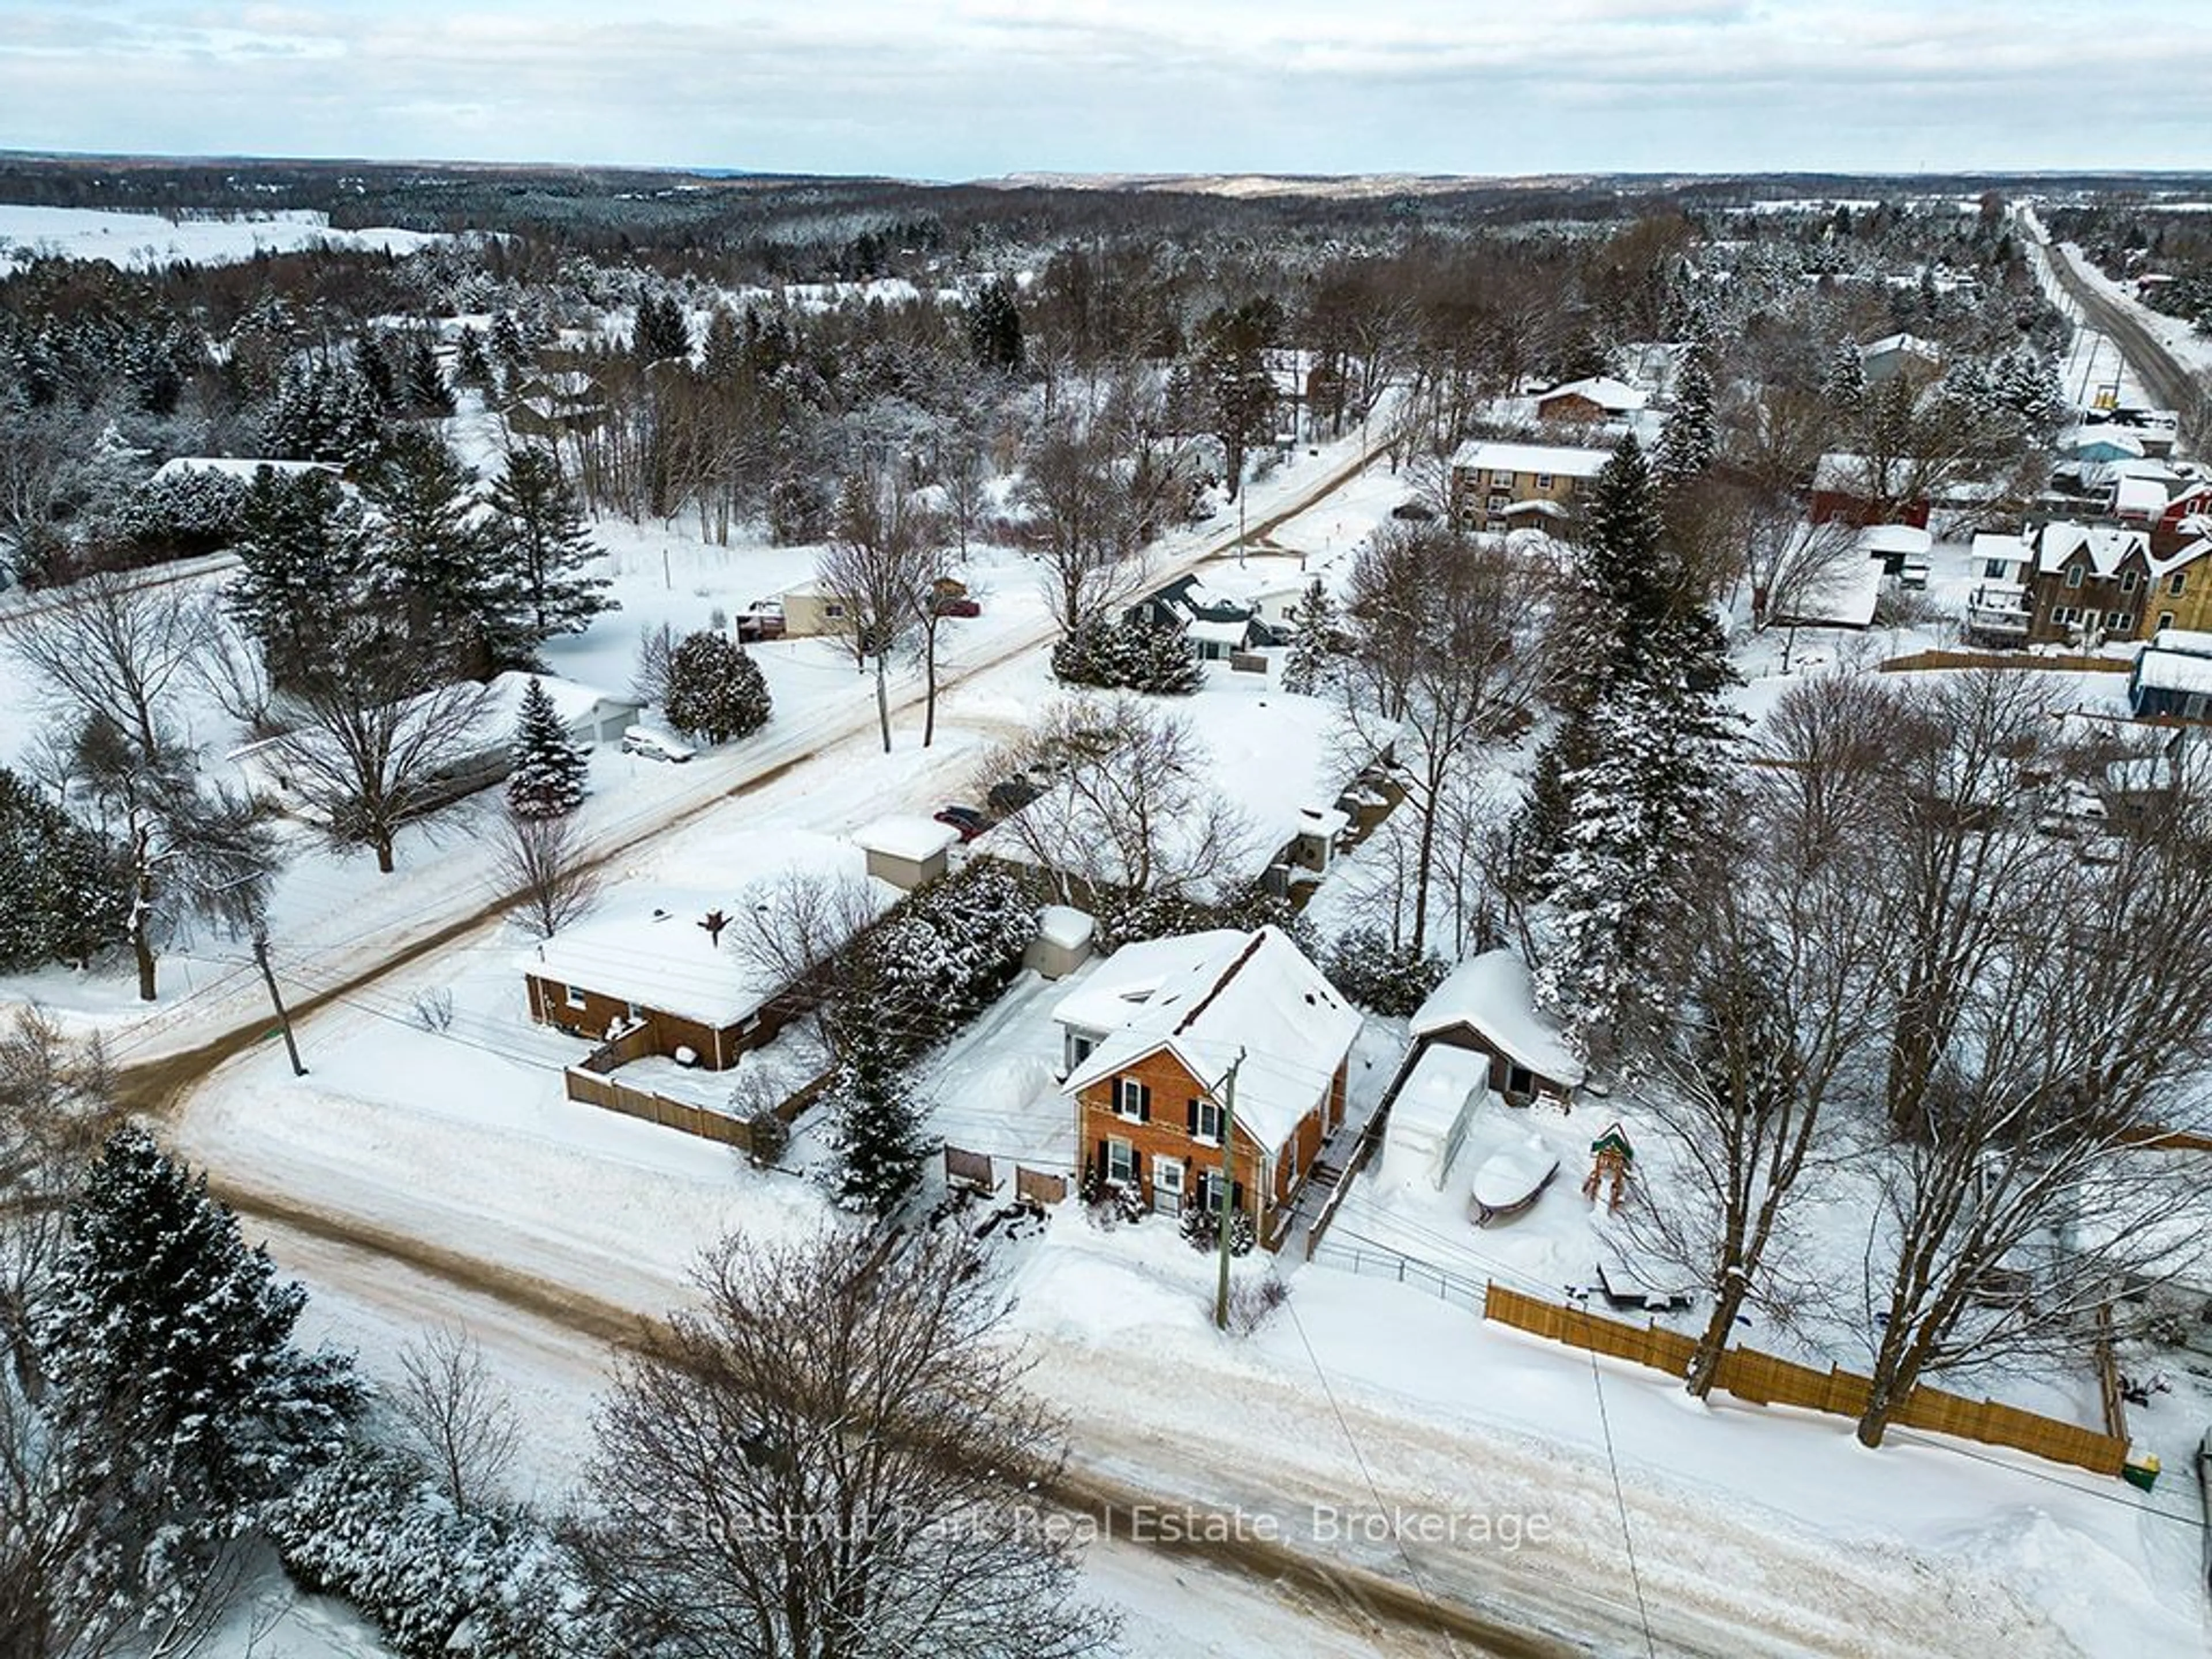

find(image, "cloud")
[0,1,2205,176]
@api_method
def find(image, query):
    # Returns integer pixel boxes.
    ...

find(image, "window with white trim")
[1190,1098,1224,1143]
[1105,1137,1135,1184]
[1114,1077,1151,1121]
[2066,566,2084,589]
[2172,573,2188,596]
[565,984,588,1010]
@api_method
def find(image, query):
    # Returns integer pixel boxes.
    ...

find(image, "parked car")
[933,805,994,841]
[622,726,696,763]
[734,599,786,642]
[986,774,1042,815]
[929,593,982,619]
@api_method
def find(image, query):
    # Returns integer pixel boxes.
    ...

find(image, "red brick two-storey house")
[1058,926,1361,1251]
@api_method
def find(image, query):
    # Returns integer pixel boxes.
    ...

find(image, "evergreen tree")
[1653,348,1717,488]
[700,305,746,384]
[507,676,589,819]
[452,325,493,390]
[965,277,1025,373]
[35,1128,361,1630]
[363,430,512,666]
[487,445,616,647]
[823,1035,937,1218]
[0,764,126,971]
[228,467,377,679]
[1281,577,1337,696]
[662,630,772,744]
[267,353,382,464]
[354,331,401,414]
[488,310,531,385]
[1821,338,1868,408]
[1536,666,1740,1049]
[632,291,690,364]
[402,336,454,418]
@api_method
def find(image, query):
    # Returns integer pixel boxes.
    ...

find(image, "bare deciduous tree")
[722,868,884,1051]
[270,622,495,875]
[582,1229,1117,1659]
[1340,524,1557,952]
[987,695,1255,910]
[1016,421,1146,640]
[389,1325,521,1512]
[820,469,933,752]
[493,809,601,940]
[9,569,214,765]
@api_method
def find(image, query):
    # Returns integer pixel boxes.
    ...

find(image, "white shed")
[854,816,962,891]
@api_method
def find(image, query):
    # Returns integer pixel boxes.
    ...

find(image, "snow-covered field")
[0,204,441,271]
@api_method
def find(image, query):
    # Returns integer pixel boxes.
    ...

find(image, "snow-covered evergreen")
[506,676,588,820]
[1051,616,1203,695]
[1280,577,1338,696]
[0,765,126,972]
[487,445,616,648]
[823,1036,939,1218]
[34,1128,361,1636]
[662,630,773,744]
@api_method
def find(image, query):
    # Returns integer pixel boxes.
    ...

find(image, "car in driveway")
[621,726,696,763]
[986,774,1043,815]
[929,593,982,618]
[933,804,994,841]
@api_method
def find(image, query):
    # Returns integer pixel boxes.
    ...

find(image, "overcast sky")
[2,1,2206,180]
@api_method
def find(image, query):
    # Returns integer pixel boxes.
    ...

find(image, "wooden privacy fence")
[563,1060,834,1154]
[943,1147,1071,1208]
[1878,647,2122,676]
[1016,1166,1068,1206]
[565,1066,755,1150]
[1482,1282,2129,1478]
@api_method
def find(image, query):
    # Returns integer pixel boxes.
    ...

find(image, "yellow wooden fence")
[1482,1282,2128,1478]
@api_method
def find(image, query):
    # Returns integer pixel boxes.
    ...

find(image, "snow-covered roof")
[2058,425,2147,461]
[853,815,961,863]
[1387,1044,1491,1146]
[149,456,339,484]
[1857,523,1931,558]
[1812,452,1921,498]
[1037,906,1094,950]
[1059,927,1362,1150]
[1970,531,2031,568]
[2116,475,2173,518]
[1410,950,1585,1089]
[1187,616,1253,647]
[2034,521,2147,578]
[1772,552,1883,630]
[1052,930,1245,1035]
[1297,805,1351,840]
[1859,332,1941,362]
[1449,440,1615,480]
[2137,642,2212,696]
[1539,376,1648,414]
[481,671,635,733]
[531,837,892,1027]
[2149,626,2212,658]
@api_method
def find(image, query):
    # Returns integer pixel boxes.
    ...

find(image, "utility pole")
[252,924,306,1077]
[1214,1048,1245,1331]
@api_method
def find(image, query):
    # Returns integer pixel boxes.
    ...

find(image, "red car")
[933,805,993,841]
[929,594,982,619]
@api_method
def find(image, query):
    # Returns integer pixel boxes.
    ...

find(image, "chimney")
[699,908,729,948]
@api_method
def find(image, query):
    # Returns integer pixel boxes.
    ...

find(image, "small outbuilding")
[854,815,963,891]
[1407,950,1584,1108]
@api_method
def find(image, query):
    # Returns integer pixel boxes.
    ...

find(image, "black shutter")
[1186,1099,1199,1136]
[1138,1083,1150,1122]
[1232,1180,1245,1211]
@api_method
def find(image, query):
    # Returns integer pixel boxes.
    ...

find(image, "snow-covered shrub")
[851,861,1035,1054]
[1325,926,1448,1017]
[111,465,249,562]
[1050,618,1202,695]
[1080,1168,1146,1228]
[663,630,772,744]
[1179,1203,1255,1257]
[269,1442,627,1659]
[1221,1274,1289,1335]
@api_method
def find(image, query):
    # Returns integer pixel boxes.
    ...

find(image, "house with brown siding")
[1058,926,1361,1249]
[1447,440,1613,535]
[526,861,895,1069]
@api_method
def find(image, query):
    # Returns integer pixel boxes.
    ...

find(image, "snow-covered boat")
[1469,1142,1559,1226]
